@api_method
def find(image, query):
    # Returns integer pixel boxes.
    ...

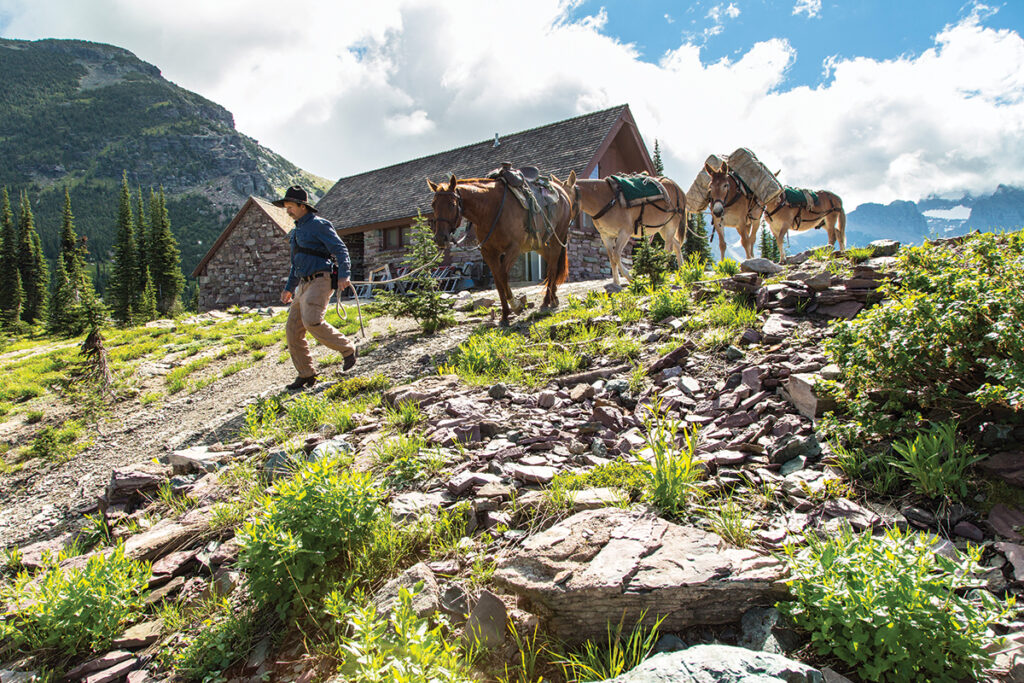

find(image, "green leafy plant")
[780,525,1013,682]
[891,421,985,501]
[1,545,151,656]
[713,257,740,277]
[384,400,424,432]
[824,232,1024,439]
[556,611,665,682]
[648,286,690,322]
[159,598,258,683]
[236,455,382,617]
[636,403,704,517]
[701,494,752,547]
[323,586,474,682]
[630,235,673,290]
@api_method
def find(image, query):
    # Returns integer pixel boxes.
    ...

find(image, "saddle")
[782,186,820,207]
[488,162,561,239]
[607,172,669,207]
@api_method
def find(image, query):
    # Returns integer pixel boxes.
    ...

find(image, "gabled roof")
[317,104,646,233]
[191,196,292,277]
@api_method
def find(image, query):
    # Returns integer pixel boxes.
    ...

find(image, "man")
[274,185,357,390]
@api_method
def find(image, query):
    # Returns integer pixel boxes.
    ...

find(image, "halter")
[711,173,745,213]
[432,182,508,249]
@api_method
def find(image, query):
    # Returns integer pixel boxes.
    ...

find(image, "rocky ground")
[3,245,1024,683]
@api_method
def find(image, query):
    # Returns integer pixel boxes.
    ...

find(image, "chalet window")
[382,226,409,249]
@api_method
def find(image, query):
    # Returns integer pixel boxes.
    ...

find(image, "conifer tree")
[17,191,49,324]
[136,186,149,280]
[759,225,780,262]
[652,139,664,175]
[0,188,23,327]
[137,266,158,323]
[684,211,711,264]
[49,189,102,335]
[149,187,184,315]
[108,172,139,325]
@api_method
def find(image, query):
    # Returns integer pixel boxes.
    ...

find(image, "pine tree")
[137,266,158,323]
[17,191,49,325]
[49,189,101,335]
[136,186,149,280]
[149,187,184,315]
[652,139,664,175]
[684,211,711,264]
[108,172,139,325]
[759,225,780,262]
[0,188,23,327]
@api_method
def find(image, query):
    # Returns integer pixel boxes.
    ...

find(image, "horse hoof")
[499,318,510,328]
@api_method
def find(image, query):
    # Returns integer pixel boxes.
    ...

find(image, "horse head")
[705,162,731,218]
[427,175,463,247]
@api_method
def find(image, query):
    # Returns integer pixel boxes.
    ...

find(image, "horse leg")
[775,227,787,262]
[613,229,633,282]
[484,250,511,326]
[714,218,727,262]
[599,232,621,286]
[742,221,757,259]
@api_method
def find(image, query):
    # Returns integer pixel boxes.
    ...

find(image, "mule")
[761,189,846,261]
[428,171,575,326]
[704,162,763,261]
[571,176,687,287]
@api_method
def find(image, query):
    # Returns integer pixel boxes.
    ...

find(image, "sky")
[1,0,1023,209]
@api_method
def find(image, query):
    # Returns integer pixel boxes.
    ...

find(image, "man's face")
[283,201,308,220]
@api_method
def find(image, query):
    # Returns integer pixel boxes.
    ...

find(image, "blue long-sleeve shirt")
[285,212,351,293]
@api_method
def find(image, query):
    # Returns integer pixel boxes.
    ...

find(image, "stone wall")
[197,207,290,311]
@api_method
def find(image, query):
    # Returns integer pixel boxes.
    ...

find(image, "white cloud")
[1,0,1023,208]
[792,0,821,18]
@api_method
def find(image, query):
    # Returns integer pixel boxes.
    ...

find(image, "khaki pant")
[285,274,355,378]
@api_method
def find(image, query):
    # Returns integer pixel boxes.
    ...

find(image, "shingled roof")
[316,104,643,233]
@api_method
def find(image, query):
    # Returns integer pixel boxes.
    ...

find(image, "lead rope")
[332,252,446,337]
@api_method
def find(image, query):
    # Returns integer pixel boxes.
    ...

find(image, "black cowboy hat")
[273,185,318,212]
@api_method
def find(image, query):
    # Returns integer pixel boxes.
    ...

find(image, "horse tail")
[544,242,569,288]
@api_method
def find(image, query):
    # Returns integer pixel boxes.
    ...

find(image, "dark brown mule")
[705,162,763,261]
[571,176,687,287]
[428,172,575,326]
[761,189,846,261]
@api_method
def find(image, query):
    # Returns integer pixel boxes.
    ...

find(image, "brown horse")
[761,189,846,261]
[571,176,687,287]
[704,163,763,261]
[428,172,575,326]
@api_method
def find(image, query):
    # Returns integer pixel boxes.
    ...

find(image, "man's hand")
[281,290,293,304]
[337,277,351,292]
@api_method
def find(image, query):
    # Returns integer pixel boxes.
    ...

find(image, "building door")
[510,252,545,283]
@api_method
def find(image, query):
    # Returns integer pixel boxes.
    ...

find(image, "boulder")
[741,258,784,275]
[372,563,441,618]
[869,239,900,257]
[783,374,836,420]
[494,508,787,643]
[598,644,822,682]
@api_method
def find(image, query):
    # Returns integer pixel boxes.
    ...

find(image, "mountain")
[846,200,930,246]
[0,38,329,276]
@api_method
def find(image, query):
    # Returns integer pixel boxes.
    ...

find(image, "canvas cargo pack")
[686,154,727,212]
[727,148,783,205]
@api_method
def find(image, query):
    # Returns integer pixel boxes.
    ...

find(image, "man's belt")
[299,271,329,283]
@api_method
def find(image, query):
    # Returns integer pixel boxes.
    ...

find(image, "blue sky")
[570,0,1024,88]
[1,0,1023,210]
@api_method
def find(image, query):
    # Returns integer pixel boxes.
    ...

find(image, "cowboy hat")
[273,185,318,212]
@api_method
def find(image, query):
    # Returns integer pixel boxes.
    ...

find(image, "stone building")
[194,104,655,309]
[190,197,294,311]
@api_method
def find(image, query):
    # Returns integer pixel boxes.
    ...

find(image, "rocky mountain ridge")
[0,37,328,274]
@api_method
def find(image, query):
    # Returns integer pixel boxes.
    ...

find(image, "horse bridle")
[432,182,508,248]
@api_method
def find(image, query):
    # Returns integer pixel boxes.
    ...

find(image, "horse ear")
[721,162,729,175]
[426,178,437,192]
[567,170,577,187]
[703,162,713,175]
[447,175,457,192]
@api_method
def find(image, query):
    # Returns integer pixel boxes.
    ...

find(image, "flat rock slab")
[599,644,822,682]
[111,620,162,648]
[494,508,788,643]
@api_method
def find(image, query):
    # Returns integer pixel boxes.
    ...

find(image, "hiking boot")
[342,349,358,371]
[286,374,317,390]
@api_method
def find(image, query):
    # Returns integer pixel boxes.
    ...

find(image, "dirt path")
[0,279,613,548]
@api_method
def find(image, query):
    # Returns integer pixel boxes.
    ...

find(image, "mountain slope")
[0,38,328,276]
